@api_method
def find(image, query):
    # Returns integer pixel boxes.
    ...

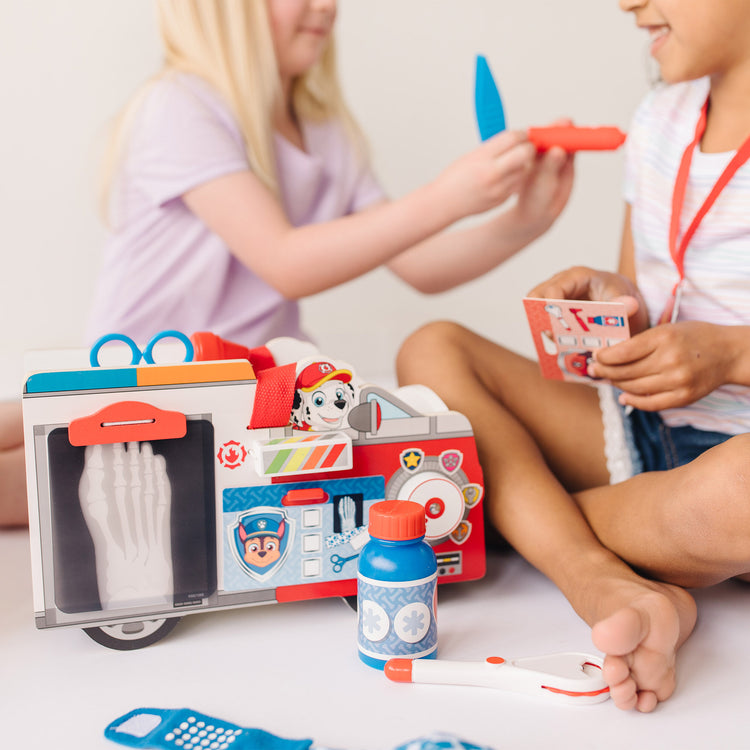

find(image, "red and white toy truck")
[22,333,485,649]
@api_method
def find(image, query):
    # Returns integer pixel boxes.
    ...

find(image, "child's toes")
[601,654,632,686]
[635,690,658,713]
[592,606,644,655]
[624,645,675,700]
[608,676,638,711]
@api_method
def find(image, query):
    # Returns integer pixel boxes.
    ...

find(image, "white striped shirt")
[624,77,750,434]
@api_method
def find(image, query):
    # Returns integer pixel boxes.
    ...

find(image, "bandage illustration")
[78,442,173,610]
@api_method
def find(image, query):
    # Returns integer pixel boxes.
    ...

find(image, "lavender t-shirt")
[86,73,385,348]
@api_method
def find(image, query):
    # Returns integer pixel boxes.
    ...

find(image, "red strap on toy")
[245,345,276,372]
[190,332,276,372]
[249,363,297,429]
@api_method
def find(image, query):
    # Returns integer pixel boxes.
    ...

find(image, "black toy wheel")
[83,617,181,650]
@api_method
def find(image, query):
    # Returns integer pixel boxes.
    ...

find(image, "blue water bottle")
[357,500,438,669]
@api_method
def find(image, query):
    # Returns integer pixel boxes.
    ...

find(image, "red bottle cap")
[367,500,426,541]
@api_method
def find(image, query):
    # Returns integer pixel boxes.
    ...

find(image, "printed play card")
[523,297,630,382]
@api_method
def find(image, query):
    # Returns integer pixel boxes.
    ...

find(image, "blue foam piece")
[25,368,138,394]
[474,55,506,140]
[395,734,495,750]
[105,708,314,750]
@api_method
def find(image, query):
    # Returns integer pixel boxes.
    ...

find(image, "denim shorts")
[598,384,737,481]
[622,405,734,474]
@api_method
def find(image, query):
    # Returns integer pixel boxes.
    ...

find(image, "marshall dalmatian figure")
[290,360,358,431]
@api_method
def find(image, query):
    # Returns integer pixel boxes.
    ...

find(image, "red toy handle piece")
[191,331,276,372]
[527,126,626,152]
[68,401,187,446]
[281,488,329,506]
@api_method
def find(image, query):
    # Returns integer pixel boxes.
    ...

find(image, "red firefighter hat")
[296,361,352,392]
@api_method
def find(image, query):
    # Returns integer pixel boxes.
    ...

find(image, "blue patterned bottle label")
[357,572,437,661]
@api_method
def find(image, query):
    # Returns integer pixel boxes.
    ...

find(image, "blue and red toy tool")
[474,55,626,152]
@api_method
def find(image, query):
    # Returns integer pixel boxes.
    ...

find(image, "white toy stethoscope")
[385,651,610,705]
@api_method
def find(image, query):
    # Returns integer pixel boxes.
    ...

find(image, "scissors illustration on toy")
[474,54,626,151]
[330,551,359,573]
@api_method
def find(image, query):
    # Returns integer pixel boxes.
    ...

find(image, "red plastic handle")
[527,126,626,152]
[68,401,187,446]
[281,488,329,506]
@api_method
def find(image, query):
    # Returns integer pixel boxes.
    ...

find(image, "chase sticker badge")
[229,508,294,582]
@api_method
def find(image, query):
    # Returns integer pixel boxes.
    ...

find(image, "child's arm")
[0,401,27,528]
[182,131,543,298]
[617,205,638,285]
[386,147,575,293]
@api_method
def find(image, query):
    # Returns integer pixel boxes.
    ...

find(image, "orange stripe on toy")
[137,361,254,386]
[302,444,329,470]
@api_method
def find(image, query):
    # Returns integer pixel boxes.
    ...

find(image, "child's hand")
[528,266,648,334]
[589,321,738,410]
[511,120,575,235]
[435,130,535,220]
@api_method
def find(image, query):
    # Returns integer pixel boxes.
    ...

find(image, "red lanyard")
[661,96,750,323]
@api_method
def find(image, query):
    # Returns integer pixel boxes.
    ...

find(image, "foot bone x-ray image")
[78,441,173,610]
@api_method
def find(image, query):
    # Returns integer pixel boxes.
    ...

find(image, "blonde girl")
[87,0,574,346]
[2,0,574,527]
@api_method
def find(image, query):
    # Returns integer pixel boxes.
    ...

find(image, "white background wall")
[1,1,648,389]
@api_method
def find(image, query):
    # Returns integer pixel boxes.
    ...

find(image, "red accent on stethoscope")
[541,660,609,698]
[661,97,750,323]
[541,684,611,698]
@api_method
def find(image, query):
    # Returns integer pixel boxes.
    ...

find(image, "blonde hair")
[101,0,364,221]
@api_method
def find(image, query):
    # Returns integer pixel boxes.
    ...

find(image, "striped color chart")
[256,432,353,477]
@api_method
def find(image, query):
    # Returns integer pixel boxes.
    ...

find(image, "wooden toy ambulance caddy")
[22,333,485,649]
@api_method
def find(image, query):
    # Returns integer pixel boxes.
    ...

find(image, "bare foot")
[591,583,696,712]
